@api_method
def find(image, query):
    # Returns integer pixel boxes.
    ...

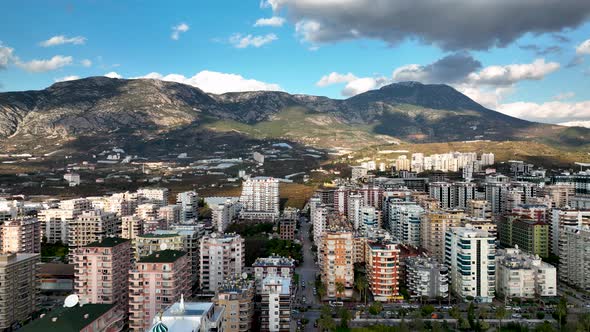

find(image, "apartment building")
[559,225,590,291]
[176,191,199,223]
[213,278,254,332]
[498,216,549,258]
[0,217,41,253]
[0,253,40,330]
[387,200,423,247]
[253,255,296,292]
[445,225,496,303]
[68,210,120,255]
[121,215,144,240]
[321,230,354,299]
[73,237,131,313]
[239,177,280,220]
[260,276,291,332]
[420,210,465,262]
[137,187,169,207]
[199,233,245,292]
[405,256,449,299]
[367,241,400,301]
[550,209,590,255]
[128,250,191,332]
[496,247,556,299]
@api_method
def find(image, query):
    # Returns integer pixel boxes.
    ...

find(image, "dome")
[151,321,169,332]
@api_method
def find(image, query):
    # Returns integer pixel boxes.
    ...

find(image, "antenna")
[64,294,79,308]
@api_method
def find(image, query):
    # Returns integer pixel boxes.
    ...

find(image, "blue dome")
[151,321,168,332]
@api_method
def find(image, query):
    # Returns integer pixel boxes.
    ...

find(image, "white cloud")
[559,121,590,128]
[16,55,73,72]
[55,75,80,82]
[466,59,560,86]
[171,23,189,40]
[133,70,282,94]
[553,92,575,101]
[254,16,285,27]
[40,35,86,47]
[0,44,15,69]
[80,59,92,67]
[576,39,590,55]
[315,72,358,87]
[230,33,277,48]
[104,71,122,79]
[497,100,590,124]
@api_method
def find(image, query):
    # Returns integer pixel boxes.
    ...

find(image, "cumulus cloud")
[497,100,590,124]
[553,92,575,101]
[466,59,560,86]
[559,120,590,128]
[171,23,189,40]
[229,33,277,48]
[315,72,358,87]
[55,75,80,82]
[40,35,86,47]
[264,0,590,50]
[577,39,590,55]
[104,71,122,79]
[392,53,482,84]
[16,55,73,72]
[341,76,389,97]
[254,16,285,27]
[0,44,15,69]
[80,59,92,67]
[133,70,282,94]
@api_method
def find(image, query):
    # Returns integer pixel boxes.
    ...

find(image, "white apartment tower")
[496,247,556,299]
[176,191,199,223]
[387,200,424,246]
[239,177,280,220]
[199,233,245,292]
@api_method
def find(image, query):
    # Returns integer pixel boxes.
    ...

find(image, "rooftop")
[139,250,187,263]
[20,304,115,332]
[253,255,295,267]
[139,233,181,239]
[84,237,129,248]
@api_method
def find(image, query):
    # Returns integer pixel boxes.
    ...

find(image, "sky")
[1,0,590,126]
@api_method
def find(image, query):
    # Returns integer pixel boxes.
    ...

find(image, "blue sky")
[1,0,590,125]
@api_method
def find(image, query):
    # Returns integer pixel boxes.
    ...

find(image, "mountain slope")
[0,77,586,156]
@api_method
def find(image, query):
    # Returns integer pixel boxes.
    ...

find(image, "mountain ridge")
[0,76,586,157]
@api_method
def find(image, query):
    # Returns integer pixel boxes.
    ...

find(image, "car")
[330,301,344,307]
[512,313,522,319]
[302,296,307,303]
[292,310,300,314]
[313,321,318,327]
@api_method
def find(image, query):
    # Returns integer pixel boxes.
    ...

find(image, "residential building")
[498,216,549,257]
[38,208,80,244]
[128,250,191,332]
[253,255,296,292]
[559,225,590,291]
[211,198,240,233]
[420,210,465,262]
[496,247,557,299]
[121,215,143,240]
[239,177,280,220]
[351,166,368,182]
[538,184,575,208]
[279,219,296,240]
[20,304,124,332]
[150,299,224,332]
[68,210,120,255]
[137,187,169,206]
[0,217,41,253]
[466,200,492,219]
[260,276,291,332]
[405,256,449,299]
[445,225,496,303]
[0,253,40,330]
[176,191,199,223]
[367,241,400,301]
[387,200,423,247]
[550,209,590,255]
[213,278,254,332]
[359,206,381,234]
[158,204,181,227]
[199,233,245,292]
[73,237,131,313]
[321,230,354,299]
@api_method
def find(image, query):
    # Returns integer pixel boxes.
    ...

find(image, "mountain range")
[0,77,587,158]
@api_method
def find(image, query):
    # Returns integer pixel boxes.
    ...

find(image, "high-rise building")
[462,218,497,240]
[367,241,400,301]
[321,230,354,299]
[0,217,41,253]
[350,166,368,182]
[158,204,181,227]
[137,187,169,207]
[128,250,191,332]
[121,215,144,240]
[149,299,224,332]
[253,255,295,293]
[550,209,590,255]
[73,237,131,313]
[429,182,453,209]
[0,253,40,330]
[387,200,423,246]
[420,210,465,262]
[484,180,511,215]
[312,204,331,247]
[405,256,448,299]
[498,216,549,257]
[213,278,254,332]
[466,200,492,219]
[553,171,590,195]
[453,182,477,209]
[260,276,291,332]
[559,225,590,291]
[199,233,245,292]
[38,199,90,244]
[359,206,381,234]
[347,193,363,230]
[210,198,240,233]
[239,177,280,220]
[68,210,120,256]
[445,225,496,303]
[176,191,199,223]
[496,247,556,299]
[538,184,575,208]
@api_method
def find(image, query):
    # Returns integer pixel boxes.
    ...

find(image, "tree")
[355,275,368,305]
[338,307,351,328]
[318,305,336,331]
[495,305,507,331]
[468,302,477,330]
[556,296,568,331]
[335,282,345,300]
[368,301,383,315]
[317,282,327,300]
[449,306,461,330]
[421,304,435,318]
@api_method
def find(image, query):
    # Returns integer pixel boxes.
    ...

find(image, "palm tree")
[317,282,327,301]
[495,305,507,331]
[556,296,568,331]
[338,307,352,328]
[449,306,461,330]
[335,282,345,300]
[354,275,368,304]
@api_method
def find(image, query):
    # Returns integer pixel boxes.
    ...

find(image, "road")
[292,216,322,331]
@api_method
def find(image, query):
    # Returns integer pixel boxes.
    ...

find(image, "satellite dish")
[211,233,218,238]
[160,243,168,250]
[64,294,79,308]
[241,273,248,280]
